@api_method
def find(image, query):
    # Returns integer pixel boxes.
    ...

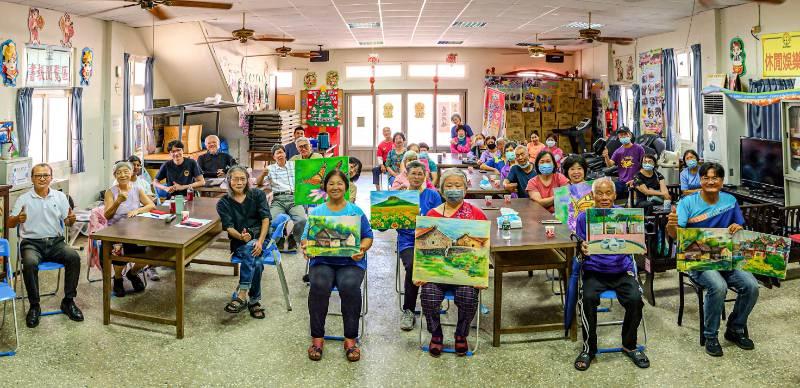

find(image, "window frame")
[31,88,72,167]
[344,63,403,80]
[275,70,293,89]
[407,63,467,78]
[675,49,697,143]
[128,56,147,156]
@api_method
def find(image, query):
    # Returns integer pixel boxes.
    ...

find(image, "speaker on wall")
[546,54,564,63]
[310,50,329,62]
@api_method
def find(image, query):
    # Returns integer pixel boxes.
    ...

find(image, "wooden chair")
[666,184,682,202]
[778,205,800,264]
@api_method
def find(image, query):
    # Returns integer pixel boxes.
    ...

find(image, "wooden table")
[92,197,234,339]
[434,153,478,169]
[465,169,511,198]
[195,169,266,198]
[465,198,577,346]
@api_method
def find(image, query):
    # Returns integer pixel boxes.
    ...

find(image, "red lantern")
[368,53,379,96]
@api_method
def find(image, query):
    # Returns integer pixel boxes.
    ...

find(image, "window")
[676,51,691,78]
[345,64,402,79]
[128,57,147,155]
[676,50,697,142]
[619,85,635,128]
[31,90,71,165]
[408,63,466,78]
[276,71,293,89]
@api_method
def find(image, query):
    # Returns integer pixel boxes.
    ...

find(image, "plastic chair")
[230,214,293,311]
[419,289,482,356]
[13,227,65,317]
[323,266,368,342]
[0,239,20,357]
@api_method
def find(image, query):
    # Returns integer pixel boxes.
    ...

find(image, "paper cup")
[545,225,555,238]
[485,195,493,206]
[181,211,190,222]
[503,194,512,204]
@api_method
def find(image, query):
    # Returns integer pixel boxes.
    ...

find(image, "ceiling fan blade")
[289,52,318,58]
[596,37,634,45]
[149,5,171,20]
[82,3,138,18]
[168,1,234,9]
[245,54,281,58]
[253,36,296,42]
[206,36,236,40]
[195,39,236,45]
[501,52,531,55]
[539,37,583,41]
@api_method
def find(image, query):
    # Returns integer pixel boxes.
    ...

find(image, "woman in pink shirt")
[525,151,568,212]
[527,131,545,163]
[542,133,564,169]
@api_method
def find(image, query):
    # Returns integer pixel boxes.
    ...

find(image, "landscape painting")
[370,190,420,230]
[554,181,594,232]
[412,216,491,288]
[586,208,646,255]
[676,228,733,272]
[305,215,361,257]
[734,231,791,279]
[294,156,349,205]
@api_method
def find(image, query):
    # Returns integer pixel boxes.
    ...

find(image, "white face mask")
[546,140,556,147]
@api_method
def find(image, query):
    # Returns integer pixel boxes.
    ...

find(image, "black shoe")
[126,270,146,292]
[287,237,297,251]
[302,274,310,283]
[705,337,723,357]
[60,299,84,322]
[724,329,755,350]
[113,277,126,297]
[277,237,286,250]
[26,304,41,328]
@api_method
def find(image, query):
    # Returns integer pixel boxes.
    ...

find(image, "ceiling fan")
[201,13,295,44]
[246,44,322,59]
[502,35,573,58]
[541,12,634,45]
[86,0,233,21]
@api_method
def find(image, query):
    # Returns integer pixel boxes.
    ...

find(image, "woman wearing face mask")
[479,136,504,174]
[385,132,407,186]
[543,133,564,169]
[503,145,537,198]
[450,126,472,154]
[633,153,670,214]
[680,149,701,195]
[418,142,439,186]
[470,134,486,158]
[417,168,487,357]
[525,151,569,212]
[479,136,499,165]
[527,131,545,163]
[392,151,434,190]
[499,142,518,181]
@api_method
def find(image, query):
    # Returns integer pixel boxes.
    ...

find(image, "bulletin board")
[301,89,343,155]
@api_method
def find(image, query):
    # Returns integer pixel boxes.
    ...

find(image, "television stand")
[723,186,785,206]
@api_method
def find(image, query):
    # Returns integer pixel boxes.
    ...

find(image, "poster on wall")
[762,31,800,78]
[639,49,664,135]
[0,121,18,157]
[729,37,746,76]
[613,55,635,84]
[483,87,506,138]
[1,40,18,87]
[305,89,342,155]
[25,44,72,88]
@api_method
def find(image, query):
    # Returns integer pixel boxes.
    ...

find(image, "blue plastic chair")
[13,227,65,317]
[419,289,483,356]
[323,264,368,342]
[230,214,292,311]
[0,239,19,357]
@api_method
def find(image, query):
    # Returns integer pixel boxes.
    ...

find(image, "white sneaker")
[400,309,415,331]
[146,267,160,281]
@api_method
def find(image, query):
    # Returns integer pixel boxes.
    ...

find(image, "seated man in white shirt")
[7,163,82,328]
[257,144,306,250]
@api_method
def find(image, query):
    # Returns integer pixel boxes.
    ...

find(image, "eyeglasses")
[33,174,51,180]
[298,144,311,149]
[230,177,247,183]
[701,176,721,182]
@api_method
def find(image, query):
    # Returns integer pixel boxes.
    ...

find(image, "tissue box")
[496,214,523,229]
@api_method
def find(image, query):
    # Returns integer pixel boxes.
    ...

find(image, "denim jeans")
[689,269,759,339]
[234,240,265,304]
[269,194,307,244]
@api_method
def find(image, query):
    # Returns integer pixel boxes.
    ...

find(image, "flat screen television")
[740,137,784,190]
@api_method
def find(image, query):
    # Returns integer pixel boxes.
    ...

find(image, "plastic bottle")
[501,216,512,240]
[175,195,184,216]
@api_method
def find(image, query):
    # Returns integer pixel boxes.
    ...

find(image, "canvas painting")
[676,228,733,272]
[554,181,594,232]
[412,216,491,288]
[305,215,361,257]
[294,156,349,205]
[734,231,791,279]
[370,190,420,230]
[586,208,646,255]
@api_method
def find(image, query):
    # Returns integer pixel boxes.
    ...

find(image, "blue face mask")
[519,162,530,169]
[419,152,429,159]
[444,189,465,202]
[505,151,515,160]
[619,136,632,145]
[642,163,655,171]
[686,159,698,168]
[539,163,554,174]
[458,135,466,140]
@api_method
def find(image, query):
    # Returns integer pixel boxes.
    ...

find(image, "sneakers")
[146,267,160,281]
[705,337,724,357]
[400,309,415,331]
[724,329,755,350]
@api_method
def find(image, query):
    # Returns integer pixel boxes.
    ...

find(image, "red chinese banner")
[483,87,506,137]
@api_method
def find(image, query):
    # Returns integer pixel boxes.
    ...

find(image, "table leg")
[176,248,185,339]
[102,241,112,325]
[493,267,503,347]
[566,248,577,341]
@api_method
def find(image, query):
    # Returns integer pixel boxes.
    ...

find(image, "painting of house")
[315,228,356,248]
[735,230,791,279]
[586,208,646,255]
[306,215,361,257]
[677,228,733,272]
[413,216,491,287]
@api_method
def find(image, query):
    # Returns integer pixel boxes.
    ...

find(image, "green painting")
[734,231,791,279]
[412,216,491,288]
[306,215,361,257]
[677,228,733,272]
[294,156,349,205]
[677,228,791,278]
[370,190,420,230]
[586,208,646,255]
[554,181,594,232]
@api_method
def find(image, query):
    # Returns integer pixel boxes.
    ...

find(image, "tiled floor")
[1,179,799,386]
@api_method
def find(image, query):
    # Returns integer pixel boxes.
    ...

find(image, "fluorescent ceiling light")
[451,21,487,28]
[359,40,384,46]
[516,42,541,46]
[565,21,603,29]
[437,40,464,45]
[348,22,381,29]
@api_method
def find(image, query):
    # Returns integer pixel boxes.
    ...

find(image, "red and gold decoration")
[368,53,379,95]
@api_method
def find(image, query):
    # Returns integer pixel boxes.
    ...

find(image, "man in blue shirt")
[397,161,442,331]
[284,126,305,160]
[574,177,648,371]
[668,162,759,357]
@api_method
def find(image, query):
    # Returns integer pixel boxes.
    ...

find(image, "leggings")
[399,248,419,311]
[308,264,365,339]
[420,283,478,337]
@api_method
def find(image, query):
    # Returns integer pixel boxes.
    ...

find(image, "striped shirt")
[266,161,295,193]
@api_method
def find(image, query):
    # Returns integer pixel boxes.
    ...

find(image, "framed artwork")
[412,216,491,288]
[370,190,420,230]
[306,216,361,257]
[586,208,646,255]
[554,181,594,232]
[294,156,349,205]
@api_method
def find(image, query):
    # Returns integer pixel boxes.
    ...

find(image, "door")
[347,94,374,150]
[435,93,463,149]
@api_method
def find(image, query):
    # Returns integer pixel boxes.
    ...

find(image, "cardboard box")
[557,97,575,114]
[557,135,573,152]
[541,112,557,130]
[556,113,573,128]
[523,111,541,129]
[575,98,593,115]
[164,125,203,153]
[505,125,526,142]
[506,111,524,128]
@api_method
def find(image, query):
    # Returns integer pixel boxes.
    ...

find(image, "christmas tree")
[309,91,339,127]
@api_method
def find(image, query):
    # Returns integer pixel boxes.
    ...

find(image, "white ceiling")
[7,0,749,50]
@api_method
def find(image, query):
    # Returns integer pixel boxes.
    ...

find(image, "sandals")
[428,336,444,358]
[574,352,594,371]
[454,336,469,356]
[308,338,324,361]
[224,297,248,314]
[248,303,266,319]
[624,349,650,369]
[344,339,361,362]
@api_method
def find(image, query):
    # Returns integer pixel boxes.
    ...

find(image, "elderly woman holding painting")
[416,168,487,357]
[302,170,374,362]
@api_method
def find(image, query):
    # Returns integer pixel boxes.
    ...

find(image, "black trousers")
[20,237,81,305]
[579,270,643,356]
[372,166,382,185]
[399,248,419,311]
[308,264,365,339]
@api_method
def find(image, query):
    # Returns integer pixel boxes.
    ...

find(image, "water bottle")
[501,216,512,240]
[175,195,184,216]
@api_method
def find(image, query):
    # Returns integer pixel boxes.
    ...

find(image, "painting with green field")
[677,228,732,272]
[412,216,491,288]
[734,231,791,279]
[370,190,420,230]
[306,215,361,257]
[586,208,645,255]
[294,156,349,205]
[553,181,594,232]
